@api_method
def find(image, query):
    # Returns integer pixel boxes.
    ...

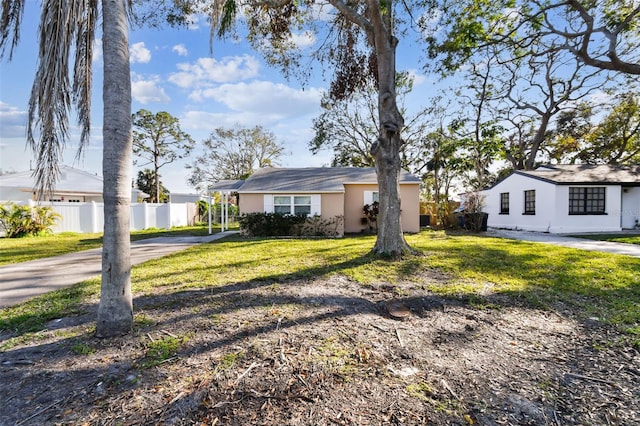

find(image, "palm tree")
[1,0,134,336]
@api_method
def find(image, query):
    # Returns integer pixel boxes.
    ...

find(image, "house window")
[569,187,606,214]
[500,192,509,214]
[364,190,379,206]
[523,190,535,215]
[293,196,312,216]
[273,195,312,216]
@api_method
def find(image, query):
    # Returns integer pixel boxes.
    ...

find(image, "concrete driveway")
[0,231,238,308]
[486,229,640,258]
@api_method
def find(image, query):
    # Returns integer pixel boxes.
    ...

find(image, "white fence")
[24,200,198,234]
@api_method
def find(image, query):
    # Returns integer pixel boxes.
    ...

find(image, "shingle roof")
[516,164,640,185]
[237,167,421,193]
[0,165,149,197]
[0,165,104,194]
[208,180,246,191]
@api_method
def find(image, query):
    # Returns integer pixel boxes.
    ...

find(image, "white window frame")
[364,190,379,205]
[264,194,321,216]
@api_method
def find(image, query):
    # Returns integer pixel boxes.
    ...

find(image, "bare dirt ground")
[1,274,639,425]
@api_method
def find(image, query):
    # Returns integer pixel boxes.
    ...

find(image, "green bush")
[0,202,61,238]
[239,212,306,236]
[196,200,239,222]
[293,215,344,237]
[239,212,344,237]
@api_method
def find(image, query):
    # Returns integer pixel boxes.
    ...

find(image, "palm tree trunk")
[97,0,133,337]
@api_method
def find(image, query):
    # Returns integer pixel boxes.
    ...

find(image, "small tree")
[187,125,284,192]
[0,202,60,238]
[132,109,194,202]
[136,169,170,203]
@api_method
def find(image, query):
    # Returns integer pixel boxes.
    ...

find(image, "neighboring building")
[169,193,205,203]
[483,164,640,233]
[0,165,147,203]
[211,167,421,236]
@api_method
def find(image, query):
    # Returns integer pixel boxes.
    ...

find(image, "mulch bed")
[1,275,638,425]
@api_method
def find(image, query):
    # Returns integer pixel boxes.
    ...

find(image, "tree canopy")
[132,109,194,203]
[187,124,284,192]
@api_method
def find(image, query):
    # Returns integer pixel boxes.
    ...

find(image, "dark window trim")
[568,187,606,215]
[499,192,510,215]
[524,190,536,215]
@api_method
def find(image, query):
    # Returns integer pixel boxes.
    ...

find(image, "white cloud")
[406,69,426,86]
[93,39,103,63]
[172,44,188,56]
[168,55,261,88]
[130,42,152,64]
[131,74,170,104]
[190,80,323,118]
[0,102,27,138]
[290,31,316,49]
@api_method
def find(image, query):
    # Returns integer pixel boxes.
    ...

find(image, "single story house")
[0,165,148,203]
[482,164,640,233]
[211,167,421,236]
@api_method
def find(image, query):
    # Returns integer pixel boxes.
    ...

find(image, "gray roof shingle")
[516,164,640,185]
[237,167,420,193]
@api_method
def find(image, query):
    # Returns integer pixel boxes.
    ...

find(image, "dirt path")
[1,275,638,425]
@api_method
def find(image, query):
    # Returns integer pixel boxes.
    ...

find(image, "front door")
[621,187,640,229]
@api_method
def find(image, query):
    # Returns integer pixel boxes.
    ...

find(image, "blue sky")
[0,3,440,193]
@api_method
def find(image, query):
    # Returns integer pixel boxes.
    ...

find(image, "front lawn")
[570,233,640,245]
[1,230,639,425]
[0,225,222,266]
[2,230,638,336]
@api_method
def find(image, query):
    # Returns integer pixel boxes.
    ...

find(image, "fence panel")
[24,201,191,234]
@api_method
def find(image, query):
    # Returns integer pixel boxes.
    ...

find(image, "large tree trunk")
[97,0,133,337]
[368,0,412,257]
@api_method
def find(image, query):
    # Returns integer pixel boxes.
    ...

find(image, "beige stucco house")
[212,167,421,236]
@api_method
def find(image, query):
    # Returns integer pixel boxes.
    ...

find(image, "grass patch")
[0,279,99,334]
[140,334,189,368]
[1,231,638,345]
[569,233,640,245]
[0,225,223,266]
[71,342,96,355]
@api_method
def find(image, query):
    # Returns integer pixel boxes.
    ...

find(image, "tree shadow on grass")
[1,234,639,424]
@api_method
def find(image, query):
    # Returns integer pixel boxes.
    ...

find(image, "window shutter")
[364,191,373,205]
[264,194,274,213]
[311,194,321,216]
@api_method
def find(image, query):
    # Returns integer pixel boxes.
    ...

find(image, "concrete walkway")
[0,231,239,308]
[486,229,640,258]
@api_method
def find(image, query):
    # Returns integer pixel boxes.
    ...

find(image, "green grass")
[1,231,638,346]
[139,334,190,368]
[570,233,640,245]
[0,225,224,266]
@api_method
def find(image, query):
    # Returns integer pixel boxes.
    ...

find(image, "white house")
[0,165,147,203]
[483,164,640,233]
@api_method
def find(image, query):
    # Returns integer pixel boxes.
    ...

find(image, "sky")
[0,2,441,194]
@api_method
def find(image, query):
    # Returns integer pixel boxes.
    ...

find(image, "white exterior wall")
[0,187,30,201]
[622,187,640,229]
[484,174,557,232]
[550,185,622,233]
[485,174,626,233]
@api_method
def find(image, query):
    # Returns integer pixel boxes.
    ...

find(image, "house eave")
[238,190,346,194]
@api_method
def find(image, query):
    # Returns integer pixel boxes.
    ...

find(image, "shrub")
[196,200,239,222]
[0,202,61,238]
[361,201,379,233]
[293,215,344,237]
[239,213,344,237]
[239,212,306,236]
